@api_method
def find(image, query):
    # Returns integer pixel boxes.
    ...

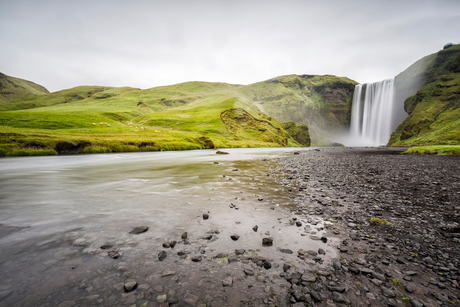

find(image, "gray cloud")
[1,0,459,92]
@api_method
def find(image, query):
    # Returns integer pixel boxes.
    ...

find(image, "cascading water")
[349,78,396,146]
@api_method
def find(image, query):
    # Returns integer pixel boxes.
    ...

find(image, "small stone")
[253,225,258,232]
[191,256,202,262]
[162,269,176,277]
[124,280,138,292]
[169,241,177,248]
[296,221,302,227]
[262,237,273,246]
[405,271,417,276]
[108,250,121,259]
[181,232,188,240]
[310,290,322,303]
[230,234,240,241]
[203,213,209,220]
[332,291,350,304]
[222,276,233,287]
[244,269,254,276]
[156,294,167,303]
[318,248,326,255]
[280,249,293,254]
[184,293,199,306]
[100,244,113,249]
[129,226,149,234]
[410,299,424,307]
[235,249,246,255]
[333,261,342,270]
[263,261,272,270]
[163,242,171,248]
[158,251,167,261]
[381,287,395,298]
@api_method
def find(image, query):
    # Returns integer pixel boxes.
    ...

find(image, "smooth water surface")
[0,148,335,306]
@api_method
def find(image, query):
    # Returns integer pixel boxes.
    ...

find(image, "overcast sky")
[1,0,459,92]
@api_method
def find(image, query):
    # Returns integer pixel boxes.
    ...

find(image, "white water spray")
[348,78,396,146]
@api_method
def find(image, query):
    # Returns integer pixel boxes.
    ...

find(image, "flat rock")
[129,226,149,234]
[184,293,199,306]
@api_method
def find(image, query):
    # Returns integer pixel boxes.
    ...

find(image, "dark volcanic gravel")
[270,147,460,306]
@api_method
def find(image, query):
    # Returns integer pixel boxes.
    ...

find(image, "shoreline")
[0,147,459,306]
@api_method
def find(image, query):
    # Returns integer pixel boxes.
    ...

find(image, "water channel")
[0,148,336,306]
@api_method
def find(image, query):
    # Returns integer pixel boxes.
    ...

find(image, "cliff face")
[0,72,49,104]
[237,74,358,145]
[389,44,460,146]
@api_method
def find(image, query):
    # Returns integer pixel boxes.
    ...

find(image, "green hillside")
[0,72,49,104]
[389,44,460,146]
[0,79,313,156]
[235,75,357,144]
[0,73,356,156]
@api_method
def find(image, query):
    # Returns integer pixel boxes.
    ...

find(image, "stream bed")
[0,148,337,307]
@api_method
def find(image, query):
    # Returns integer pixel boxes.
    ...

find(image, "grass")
[370,218,394,226]
[402,145,460,155]
[0,74,357,155]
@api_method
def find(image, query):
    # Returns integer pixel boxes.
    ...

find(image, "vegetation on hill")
[0,73,356,156]
[389,44,460,146]
[236,74,357,144]
[0,72,49,104]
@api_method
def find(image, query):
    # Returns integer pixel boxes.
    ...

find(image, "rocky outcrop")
[281,121,311,146]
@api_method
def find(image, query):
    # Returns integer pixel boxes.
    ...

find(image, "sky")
[1,0,459,92]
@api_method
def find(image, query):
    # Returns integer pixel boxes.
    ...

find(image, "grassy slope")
[389,44,460,146]
[0,72,49,104]
[0,80,308,156]
[0,73,356,155]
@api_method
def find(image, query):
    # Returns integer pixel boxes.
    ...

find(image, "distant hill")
[0,73,357,155]
[0,73,49,104]
[389,44,460,146]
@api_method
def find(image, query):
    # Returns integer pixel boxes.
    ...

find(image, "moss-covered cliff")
[236,74,358,145]
[389,44,460,146]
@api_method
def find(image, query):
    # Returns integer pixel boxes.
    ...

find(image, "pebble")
[124,280,138,292]
[158,251,167,261]
[222,276,233,287]
[262,237,273,246]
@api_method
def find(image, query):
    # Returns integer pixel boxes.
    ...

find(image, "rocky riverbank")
[269,147,460,307]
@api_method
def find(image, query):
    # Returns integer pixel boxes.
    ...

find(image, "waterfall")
[349,78,396,146]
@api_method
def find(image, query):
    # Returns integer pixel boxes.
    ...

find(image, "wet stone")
[253,225,258,232]
[158,251,167,261]
[191,256,202,262]
[262,237,273,246]
[108,250,121,259]
[203,213,209,220]
[129,226,149,234]
[230,234,240,241]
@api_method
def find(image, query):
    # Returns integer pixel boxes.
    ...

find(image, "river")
[0,148,336,306]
